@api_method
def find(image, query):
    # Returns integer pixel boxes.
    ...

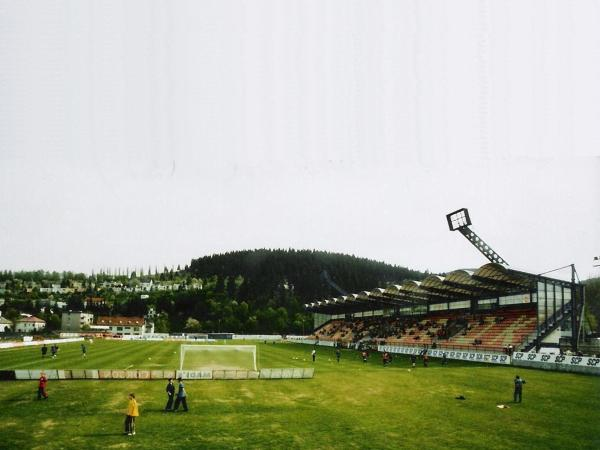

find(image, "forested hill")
[187,249,427,303]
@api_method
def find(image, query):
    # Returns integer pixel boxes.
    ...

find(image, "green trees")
[184,317,201,333]
[0,249,425,335]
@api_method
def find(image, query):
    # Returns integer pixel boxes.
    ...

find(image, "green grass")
[0,340,598,450]
[181,345,257,371]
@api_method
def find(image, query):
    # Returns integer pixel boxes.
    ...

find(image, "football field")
[0,340,598,450]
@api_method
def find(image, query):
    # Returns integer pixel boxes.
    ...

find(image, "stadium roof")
[304,263,546,315]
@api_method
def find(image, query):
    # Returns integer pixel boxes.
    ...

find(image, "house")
[61,311,94,332]
[0,313,11,332]
[84,296,109,309]
[96,316,147,336]
[15,316,46,333]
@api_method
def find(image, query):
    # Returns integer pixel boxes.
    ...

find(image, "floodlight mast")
[446,208,509,266]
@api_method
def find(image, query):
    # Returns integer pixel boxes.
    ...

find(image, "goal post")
[179,345,257,371]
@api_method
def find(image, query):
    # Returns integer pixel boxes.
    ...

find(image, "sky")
[1,1,599,282]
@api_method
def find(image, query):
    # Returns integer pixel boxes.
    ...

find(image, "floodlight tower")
[446,208,508,265]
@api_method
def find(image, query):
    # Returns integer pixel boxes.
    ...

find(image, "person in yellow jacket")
[124,393,139,436]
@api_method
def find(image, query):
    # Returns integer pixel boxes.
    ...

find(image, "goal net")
[179,345,257,371]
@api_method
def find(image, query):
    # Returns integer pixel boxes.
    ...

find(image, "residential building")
[96,316,147,336]
[15,316,46,333]
[0,313,11,332]
[84,296,109,309]
[61,311,94,332]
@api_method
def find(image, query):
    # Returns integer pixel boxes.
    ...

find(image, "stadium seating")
[312,306,537,352]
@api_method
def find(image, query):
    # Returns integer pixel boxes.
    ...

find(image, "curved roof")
[305,262,536,314]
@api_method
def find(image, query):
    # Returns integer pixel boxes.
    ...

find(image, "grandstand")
[305,263,583,354]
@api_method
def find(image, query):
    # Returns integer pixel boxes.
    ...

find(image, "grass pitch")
[0,340,598,450]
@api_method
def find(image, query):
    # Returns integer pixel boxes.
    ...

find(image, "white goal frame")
[179,344,257,371]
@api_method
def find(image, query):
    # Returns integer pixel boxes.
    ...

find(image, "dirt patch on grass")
[240,388,255,399]
[41,419,57,429]
[0,421,17,428]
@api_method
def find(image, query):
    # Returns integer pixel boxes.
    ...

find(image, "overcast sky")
[1,1,599,281]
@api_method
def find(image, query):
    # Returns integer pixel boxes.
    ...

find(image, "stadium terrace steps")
[313,307,537,353]
[445,308,537,351]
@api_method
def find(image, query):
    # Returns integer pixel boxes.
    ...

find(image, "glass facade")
[448,300,470,310]
[429,303,448,311]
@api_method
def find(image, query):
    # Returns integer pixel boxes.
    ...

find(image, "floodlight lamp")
[446,208,472,231]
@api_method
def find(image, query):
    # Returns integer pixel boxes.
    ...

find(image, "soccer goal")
[179,345,258,371]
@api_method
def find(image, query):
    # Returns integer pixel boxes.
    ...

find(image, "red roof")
[97,316,144,326]
[17,316,45,323]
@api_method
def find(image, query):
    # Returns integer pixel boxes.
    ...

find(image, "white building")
[96,316,148,336]
[61,311,94,332]
[0,313,12,332]
[15,316,46,333]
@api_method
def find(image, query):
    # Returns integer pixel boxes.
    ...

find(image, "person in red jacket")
[37,372,48,400]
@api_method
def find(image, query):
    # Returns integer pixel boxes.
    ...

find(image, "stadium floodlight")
[446,208,472,231]
[446,208,508,266]
[180,344,257,371]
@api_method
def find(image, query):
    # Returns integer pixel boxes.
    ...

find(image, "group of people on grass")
[35,373,191,436]
[40,343,59,359]
[126,376,189,435]
[41,342,89,359]
[32,346,529,439]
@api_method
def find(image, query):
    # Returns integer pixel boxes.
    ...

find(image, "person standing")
[410,354,417,368]
[81,343,87,359]
[335,348,341,363]
[41,344,48,358]
[361,351,368,363]
[124,393,139,435]
[311,349,316,362]
[173,378,188,412]
[50,344,57,359]
[37,371,48,400]
[442,353,448,366]
[423,353,429,367]
[165,378,175,411]
[513,375,526,403]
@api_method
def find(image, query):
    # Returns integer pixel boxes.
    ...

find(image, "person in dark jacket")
[41,344,48,358]
[165,378,175,411]
[514,375,526,403]
[173,377,188,412]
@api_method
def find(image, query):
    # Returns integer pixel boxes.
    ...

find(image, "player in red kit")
[37,372,48,400]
